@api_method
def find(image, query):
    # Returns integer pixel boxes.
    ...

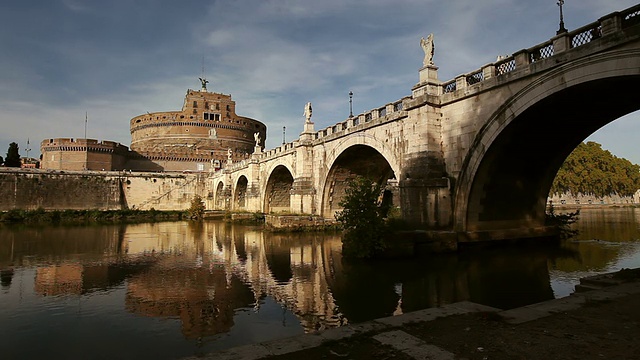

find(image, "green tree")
[335,176,388,259]
[551,141,640,197]
[187,195,206,220]
[0,155,3,166]
[5,142,21,167]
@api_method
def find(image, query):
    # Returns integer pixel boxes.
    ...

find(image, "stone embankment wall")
[0,169,206,211]
[548,191,640,207]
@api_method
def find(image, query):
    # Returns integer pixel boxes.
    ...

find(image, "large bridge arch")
[320,136,400,218]
[455,49,640,232]
[263,164,295,213]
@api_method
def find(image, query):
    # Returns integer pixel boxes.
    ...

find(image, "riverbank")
[549,203,640,211]
[0,208,186,225]
[188,268,640,360]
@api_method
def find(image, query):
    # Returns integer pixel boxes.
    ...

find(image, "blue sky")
[1,0,638,164]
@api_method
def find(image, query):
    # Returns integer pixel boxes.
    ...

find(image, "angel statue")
[254,132,261,146]
[303,102,312,123]
[420,33,435,66]
[227,148,232,161]
[198,77,209,91]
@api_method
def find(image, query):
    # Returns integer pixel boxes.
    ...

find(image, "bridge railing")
[441,3,640,95]
[314,98,407,141]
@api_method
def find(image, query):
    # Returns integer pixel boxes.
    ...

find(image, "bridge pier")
[400,178,451,228]
[290,177,316,215]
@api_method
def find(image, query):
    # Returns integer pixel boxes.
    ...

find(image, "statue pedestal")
[253,145,262,154]
[299,122,315,142]
[412,65,441,97]
[419,65,438,83]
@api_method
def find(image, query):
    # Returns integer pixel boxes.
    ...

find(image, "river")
[1,207,639,359]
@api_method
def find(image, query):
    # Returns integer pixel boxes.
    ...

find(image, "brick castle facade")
[40,83,266,172]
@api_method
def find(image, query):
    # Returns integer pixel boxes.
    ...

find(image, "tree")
[5,142,21,167]
[187,195,206,220]
[550,141,640,197]
[0,155,3,166]
[335,176,388,259]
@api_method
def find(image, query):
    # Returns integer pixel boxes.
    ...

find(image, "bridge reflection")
[0,222,570,339]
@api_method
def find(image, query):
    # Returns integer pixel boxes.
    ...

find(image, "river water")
[1,207,639,359]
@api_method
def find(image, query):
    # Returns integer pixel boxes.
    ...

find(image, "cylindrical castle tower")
[128,85,266,171]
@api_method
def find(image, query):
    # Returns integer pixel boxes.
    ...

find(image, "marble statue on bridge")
[304,102,313,123]
[420,33,435,66]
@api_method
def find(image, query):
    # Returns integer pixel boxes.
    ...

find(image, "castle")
[40,80,266,172]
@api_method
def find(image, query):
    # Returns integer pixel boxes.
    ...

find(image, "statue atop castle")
[198,77,209,91]
[420,33,435,67]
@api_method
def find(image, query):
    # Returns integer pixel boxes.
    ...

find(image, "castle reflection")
[0,221,566,340]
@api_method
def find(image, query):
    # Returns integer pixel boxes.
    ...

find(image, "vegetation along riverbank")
[0,208,187,225]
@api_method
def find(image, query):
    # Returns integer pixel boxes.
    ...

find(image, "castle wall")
[0,170,122,211]
[40,138,129,171]
[0,169,206,211]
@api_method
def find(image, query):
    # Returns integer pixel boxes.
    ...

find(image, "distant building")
[40,83,266,172]
[20,157,39,169]
[40,139,128,171]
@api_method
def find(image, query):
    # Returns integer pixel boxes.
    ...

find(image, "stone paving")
[184,270,640,360]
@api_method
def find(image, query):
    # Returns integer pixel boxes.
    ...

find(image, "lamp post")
[282,126,286,145]
[25,138,31,160]
[349,91,353,118]
[557,0,567,34]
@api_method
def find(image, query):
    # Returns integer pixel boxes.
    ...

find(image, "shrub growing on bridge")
[188,195,206,220]
[336,176,388,259]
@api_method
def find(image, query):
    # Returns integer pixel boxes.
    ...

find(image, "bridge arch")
[234,175,249,210]
[214,180,227,210]
[264,164,295,213]
[320,136,399,218]
[455,49,640,232]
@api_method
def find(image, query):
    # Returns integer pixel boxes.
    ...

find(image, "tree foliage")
[5,142,21,167]
[188,195,206,220]
[335,176,388,259]
[551,141,640,197]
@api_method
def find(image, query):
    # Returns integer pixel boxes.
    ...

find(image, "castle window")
[193,101,198,108]
[204,112,220,121]
[226,105,230,111]
[216,103,220,110]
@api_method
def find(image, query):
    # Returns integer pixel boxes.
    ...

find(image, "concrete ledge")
[375,301,499,327]
[188,300,496,360]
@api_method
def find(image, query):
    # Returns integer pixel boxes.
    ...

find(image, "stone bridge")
[207,5,640,242]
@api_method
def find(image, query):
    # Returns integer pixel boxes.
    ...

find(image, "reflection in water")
[1,208,640,359]
[548,207,640,296]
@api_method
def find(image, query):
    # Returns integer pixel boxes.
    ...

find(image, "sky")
[1,0,639,164]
